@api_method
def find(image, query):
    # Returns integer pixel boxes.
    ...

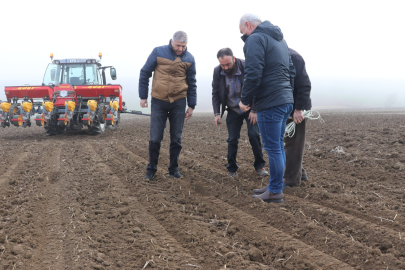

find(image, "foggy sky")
[1,0,404,113]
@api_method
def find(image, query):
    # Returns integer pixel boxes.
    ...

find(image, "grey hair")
[173,31,188,43]
[240,13,262,26]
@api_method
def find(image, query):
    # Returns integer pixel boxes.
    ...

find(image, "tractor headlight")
[86,60,92,64]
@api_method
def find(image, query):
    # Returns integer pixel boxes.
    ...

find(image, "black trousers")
[284,118,307,186]
[226,109,266,173]
[147,98,186,175]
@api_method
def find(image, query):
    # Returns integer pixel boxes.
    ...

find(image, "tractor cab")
[1,53,123,134]
[43,55,116,87]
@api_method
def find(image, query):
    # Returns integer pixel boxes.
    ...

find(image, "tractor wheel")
[35,114,45,126]
[45,114,64,136]
[88,123,105,135]
[57,125,65,134]
[8,104,18,118]
[106,112,120,130]
[97,103,106,124]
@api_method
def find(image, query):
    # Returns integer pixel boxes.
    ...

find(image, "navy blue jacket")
[289,48,312,111]
[138,41,197,107]
[241,21,294,111]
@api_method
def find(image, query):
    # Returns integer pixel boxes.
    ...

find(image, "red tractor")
[0,53,122,135]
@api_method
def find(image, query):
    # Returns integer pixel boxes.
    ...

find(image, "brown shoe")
[252,186,268,195]
[252,190,284,203]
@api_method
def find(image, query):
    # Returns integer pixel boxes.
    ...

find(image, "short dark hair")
[217,48,233,59]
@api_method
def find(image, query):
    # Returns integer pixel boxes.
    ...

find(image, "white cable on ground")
[285,110,325,138]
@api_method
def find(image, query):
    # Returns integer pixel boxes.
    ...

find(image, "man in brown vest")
[139,31,197,181]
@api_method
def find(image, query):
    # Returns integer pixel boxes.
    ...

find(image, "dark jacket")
[138,40,197,107]
[212,58,257,117]
[241,21,294,111]
[289,48,311,111]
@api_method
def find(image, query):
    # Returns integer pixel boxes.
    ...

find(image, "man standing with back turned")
[238,14,294,203]
[139,31,197,181]
[284,48,312,187]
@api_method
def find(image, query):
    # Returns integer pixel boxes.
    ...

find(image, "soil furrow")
[0,112,404,269]
[107,141,355,269]
[122,136,405,269]
[41,146,67,269]
[105,143,273,269]
[86,141,201,269]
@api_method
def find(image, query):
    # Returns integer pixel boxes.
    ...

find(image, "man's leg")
[257,104,292,194]
[226,110,243,173]
[167,98,186,174]
[146,98,168,175]
[280,105,293,174]
[244,113,266,171]
[284,119,307,186]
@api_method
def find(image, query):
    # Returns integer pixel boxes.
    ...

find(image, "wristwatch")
[189,106,195,110]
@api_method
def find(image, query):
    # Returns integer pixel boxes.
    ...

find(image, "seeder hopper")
[0,53,123,135]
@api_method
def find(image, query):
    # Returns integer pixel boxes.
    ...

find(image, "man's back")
[242,20,293,111]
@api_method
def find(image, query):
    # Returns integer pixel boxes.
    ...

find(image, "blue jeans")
[257,103,293,193]
[147,98,186,175]
[226,109,265,173]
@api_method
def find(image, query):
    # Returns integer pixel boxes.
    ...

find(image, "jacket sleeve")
[212,67,221,115]
[292,55,311,110]
[138,48,158,99]
[241,35,265,106]
[289,54,296,89]
[239,59,257,112]
[250,97,257,112]
[186,57,197,108]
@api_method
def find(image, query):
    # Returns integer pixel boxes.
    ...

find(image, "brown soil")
[0,111,404,270]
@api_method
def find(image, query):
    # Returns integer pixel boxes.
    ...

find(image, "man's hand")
[293,109,304,124]
[140,99,148,108]
[239,101,250,113]
[248,111,257,125]
[214,115,221,127]
[185,107,194,121]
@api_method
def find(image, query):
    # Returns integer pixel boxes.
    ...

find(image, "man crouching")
[212,48,269,178]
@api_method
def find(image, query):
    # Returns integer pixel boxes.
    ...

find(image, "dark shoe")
[301,175,308,181]
[252,186,268,195]
[143,172,154,182]
[169,172,183,178]
[252,190,284,203]
[228,171,237,178]
[256,168,270,177]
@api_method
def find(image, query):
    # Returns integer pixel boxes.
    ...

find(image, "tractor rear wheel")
[88,123,105,135]
[45,114,64,136]
[97,103,106,124]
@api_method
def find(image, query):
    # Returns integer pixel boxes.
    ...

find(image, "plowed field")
[0,111,404,270]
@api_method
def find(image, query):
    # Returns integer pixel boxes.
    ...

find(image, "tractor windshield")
[43,63,101,86]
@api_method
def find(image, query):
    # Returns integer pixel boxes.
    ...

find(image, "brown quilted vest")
[151,57,192,103]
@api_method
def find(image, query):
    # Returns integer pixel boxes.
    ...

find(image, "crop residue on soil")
[0,111,404,269]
